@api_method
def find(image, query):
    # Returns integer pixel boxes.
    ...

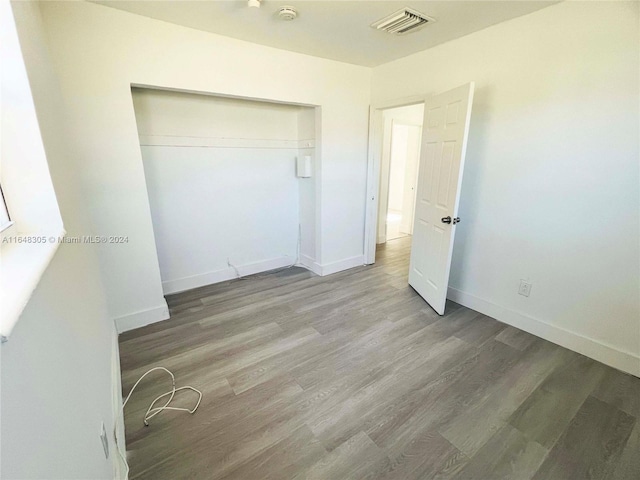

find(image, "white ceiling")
[91,1,558,67]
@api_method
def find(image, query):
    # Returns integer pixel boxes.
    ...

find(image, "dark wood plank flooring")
[119,237,639,479]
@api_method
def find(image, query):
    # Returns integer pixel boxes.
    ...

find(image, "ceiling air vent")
[371,7,435,35]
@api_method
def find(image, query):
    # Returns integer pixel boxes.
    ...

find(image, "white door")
[408,83,475,315]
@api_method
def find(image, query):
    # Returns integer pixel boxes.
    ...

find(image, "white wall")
[38,0,371,330]
[388,127,408,213]
[2,2,123,478]
[132,89,311,293]
[372,1,640,375]
[400,125,421,235]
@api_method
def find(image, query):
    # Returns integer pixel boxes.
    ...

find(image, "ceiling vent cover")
[371,7,435,35]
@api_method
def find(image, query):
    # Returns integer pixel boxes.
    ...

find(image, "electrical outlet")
[99,421,109,459]
[518,280,532,297]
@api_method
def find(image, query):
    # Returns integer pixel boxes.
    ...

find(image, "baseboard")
[110,327,127,479]
[162,256,295,294]
[447,286,640,377]
[114,301,170,333]
[319,255,365,276]
[377,235,386,245]
[300,254,322,276]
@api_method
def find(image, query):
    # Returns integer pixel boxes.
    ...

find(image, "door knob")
[441,216,451,224]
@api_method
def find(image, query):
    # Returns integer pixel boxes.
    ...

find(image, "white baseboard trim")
[300,254,322,276]
[114,301,170,333]
[162,256,295,295]
[110,327,127,478]
[319,255,365,276]
[447,287,640,377]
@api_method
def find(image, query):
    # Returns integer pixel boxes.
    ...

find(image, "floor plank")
[495,325,537,351]
[532,395,635,480]
[452,424,548,480]
[293,431,387,480]
[507,353,608,448]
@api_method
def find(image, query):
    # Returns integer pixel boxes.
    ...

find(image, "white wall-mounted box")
[297,155,312,178]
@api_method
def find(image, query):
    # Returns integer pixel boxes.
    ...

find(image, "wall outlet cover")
[518,280,532,297]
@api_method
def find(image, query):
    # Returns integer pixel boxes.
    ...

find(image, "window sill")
[0,228,65,341]
[0,221,15,233]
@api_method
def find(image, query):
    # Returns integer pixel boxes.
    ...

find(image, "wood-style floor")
[119,237,639,479]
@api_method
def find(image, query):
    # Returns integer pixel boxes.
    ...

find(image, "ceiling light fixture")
[248,0,261,8]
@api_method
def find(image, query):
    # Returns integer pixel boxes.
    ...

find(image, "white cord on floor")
[114,367,203,479]
[227,257,245,280]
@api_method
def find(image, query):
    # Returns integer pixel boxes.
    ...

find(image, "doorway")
[364,83,475,315]
[378,116,423,243]
[377,118,422,243]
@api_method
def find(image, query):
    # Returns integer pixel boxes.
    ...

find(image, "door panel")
[409,83,475,315]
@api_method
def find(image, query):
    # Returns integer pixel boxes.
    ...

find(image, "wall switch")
[518,280,532,297]
[100,421,109,459]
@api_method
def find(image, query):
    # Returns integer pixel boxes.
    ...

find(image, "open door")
[408,83,475,315]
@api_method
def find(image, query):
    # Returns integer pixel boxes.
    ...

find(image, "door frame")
[364,95,426,264]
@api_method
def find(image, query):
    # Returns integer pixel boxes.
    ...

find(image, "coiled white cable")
[114,367,202,478]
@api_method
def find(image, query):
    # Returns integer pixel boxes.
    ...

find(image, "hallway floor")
[385,210,409,240]
[119,237,639,479]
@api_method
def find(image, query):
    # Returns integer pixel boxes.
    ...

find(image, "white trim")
[300,254,322,276]
[161,256,296,295]
[313,106,323,265]
[318,255,365,276]
[110,328,126,479]
[131,82,318,109]
[447,286,640,377]
[364,106,382,265]
[373,95,428,111]
[298,138,315,149]
[138,134,315,150]
[0,220,14,233]
[114,302,169,333]
[300,254,364,277]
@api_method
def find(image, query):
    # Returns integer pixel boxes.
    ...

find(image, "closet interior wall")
[132,88,317,294]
